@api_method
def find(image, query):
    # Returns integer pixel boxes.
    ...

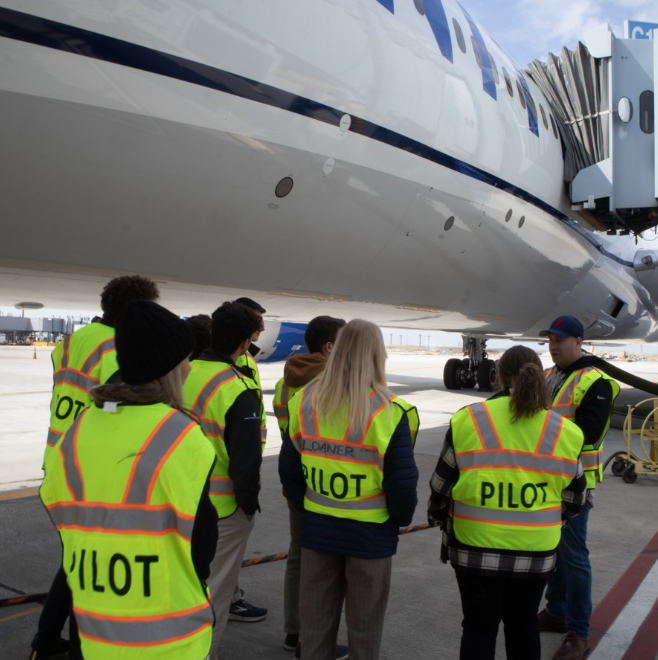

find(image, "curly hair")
[100,275,160,325]
[185,314,212,360]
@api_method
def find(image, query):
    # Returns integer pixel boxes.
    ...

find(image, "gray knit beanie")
[115,300,194,385]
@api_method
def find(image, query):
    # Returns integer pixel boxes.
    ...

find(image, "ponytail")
[497,346,550,422]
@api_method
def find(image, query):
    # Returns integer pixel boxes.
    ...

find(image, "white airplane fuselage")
[1,0,657,342]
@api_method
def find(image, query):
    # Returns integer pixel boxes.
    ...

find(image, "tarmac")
[2,346,658,659]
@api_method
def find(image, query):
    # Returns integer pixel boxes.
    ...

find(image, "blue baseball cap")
[539,315,584,339]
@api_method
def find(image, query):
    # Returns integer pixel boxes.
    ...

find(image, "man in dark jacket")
[183,302,267,660]
[537,316,620,660]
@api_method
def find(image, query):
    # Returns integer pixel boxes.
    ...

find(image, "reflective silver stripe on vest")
[53,369,99,392]
[295,437,383,468]
[453,502,562,525]
[47,428,63,448]
[80,338,115,375]
[552,369,592,418]
[199,418,224,439]
[209,478,233,496]
[456,451,577,477]
[305,489,387,511]
[124,412,196,504]
[299,384,319,438]
[298,383,388,445]
[60,336,71,370]
[59,414,87,500]
[193,367,243,438]
[74,602,212,645]
[274,384,291,422]
[195,367,241,412]
[535,412,564,455]
[467,404,501,450]
[580,451,602,469]
[47,502,195,540]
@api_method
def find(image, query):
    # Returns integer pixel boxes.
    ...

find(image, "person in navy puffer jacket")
[279,319,419,660]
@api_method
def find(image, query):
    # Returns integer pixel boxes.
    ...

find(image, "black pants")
[455,569,547,660]
[31,566,82,659]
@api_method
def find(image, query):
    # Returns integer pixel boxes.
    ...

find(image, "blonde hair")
[313,319,391,433]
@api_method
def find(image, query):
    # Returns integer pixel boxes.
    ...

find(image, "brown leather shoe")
[538,608,567,633]
[552,631,590,660]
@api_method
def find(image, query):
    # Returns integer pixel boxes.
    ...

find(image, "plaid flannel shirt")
[428,393,587,577]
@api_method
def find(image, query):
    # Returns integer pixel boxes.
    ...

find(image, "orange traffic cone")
[33,347,37,360]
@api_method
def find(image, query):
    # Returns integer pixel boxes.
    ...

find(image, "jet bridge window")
[502,68,513,97]
[639,91,654,134]
[452,18,466,53]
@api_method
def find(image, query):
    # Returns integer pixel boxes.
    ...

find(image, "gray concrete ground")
[1,347,658,659]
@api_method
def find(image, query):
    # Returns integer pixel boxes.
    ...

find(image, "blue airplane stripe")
[424,0,453,63]
[515,70,540,137]
[0,6,631,268]
[459,8,496,100]
[375,0,395,12]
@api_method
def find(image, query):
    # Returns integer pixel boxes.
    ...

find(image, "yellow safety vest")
[547,367,620,488]
[450,398,584,552]
[272,379,302,437]
[40,403,215,660]
[235,352,267,441]
[183,360,265,517]
[287,381,419,523]
[46,323,118,465]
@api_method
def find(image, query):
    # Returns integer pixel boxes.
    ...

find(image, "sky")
[2,1,657,352]
[464,0,657,67]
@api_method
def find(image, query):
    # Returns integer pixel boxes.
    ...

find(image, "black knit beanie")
[115,300,195,385]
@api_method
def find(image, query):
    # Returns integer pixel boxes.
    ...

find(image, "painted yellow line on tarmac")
[0,488,40,502]
[0,605,42,623]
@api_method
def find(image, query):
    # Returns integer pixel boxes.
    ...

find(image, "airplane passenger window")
[487,53,499,84]
[527,93,537,120]
[540,104,549,129]
[413,0,425,15]
[516,81,526,109]
[502,68,513,97]
[452,18,466,53]
[550,114,558,139]
[471,36,484,69]
[639,91,654,134]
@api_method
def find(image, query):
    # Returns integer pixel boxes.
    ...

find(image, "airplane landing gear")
[443,336,497,391]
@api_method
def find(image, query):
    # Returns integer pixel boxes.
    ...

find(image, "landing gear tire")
[477,359,497,391]
[444,358,462,390]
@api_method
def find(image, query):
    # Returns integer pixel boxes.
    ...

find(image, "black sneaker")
[294,643,349,660]
[228,597,267,622]
[283,633,299,651]
[29,638,70,660]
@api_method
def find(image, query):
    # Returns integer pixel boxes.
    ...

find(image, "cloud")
[471,0,658,65]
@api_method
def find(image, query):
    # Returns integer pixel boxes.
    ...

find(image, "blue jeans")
[545,500,593,639]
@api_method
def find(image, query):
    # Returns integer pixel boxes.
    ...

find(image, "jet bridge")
[528,24,657,235]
